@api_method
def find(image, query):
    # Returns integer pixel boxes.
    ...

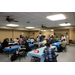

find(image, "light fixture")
[6,24,19,27]
[25,27,35,29]
[60,23,71,26]
[51,29,54,31]
[41,30,46,31]
[46,14,66,21]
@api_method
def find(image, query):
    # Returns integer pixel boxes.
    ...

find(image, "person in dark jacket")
[9,38,14,43]
[1,39,8,52]
[24,39,31,52]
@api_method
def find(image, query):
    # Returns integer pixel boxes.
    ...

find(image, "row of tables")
[3,40,61,53]
[1,40,61,62]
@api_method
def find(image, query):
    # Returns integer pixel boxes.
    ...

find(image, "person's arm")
[43,49,45,53]
[51,49,55,55]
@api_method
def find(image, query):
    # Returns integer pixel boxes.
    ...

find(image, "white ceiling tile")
[51,12,62,15]
[62,12,73,14]
[39,12,52,17]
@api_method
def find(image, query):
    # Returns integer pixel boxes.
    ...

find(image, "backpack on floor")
[10,54,18,61]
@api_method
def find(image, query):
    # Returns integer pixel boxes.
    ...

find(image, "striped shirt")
[43,47,55,62]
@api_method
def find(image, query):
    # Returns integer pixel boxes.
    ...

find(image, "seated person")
[64,39,67,44]
[16,38,19,42]
[1,39,8,49]
[24,39,31,52]
[51,35,54,40]
[56,36,58,42]
[30,37,35,44]
[47,39,51,44]
[28,38,31,41]
[36,36,39,42]
[9,38,14,43]
[38,39,47,48]
[59,39,66,51]
[22,37,25,41]
[43,43,56,62]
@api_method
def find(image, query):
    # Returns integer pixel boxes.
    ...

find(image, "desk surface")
[52,42,60,49]
[34,42,42,45]
[9,42,19,44]
[4,45,21,52]
[4,43,34,52]
[29,43,34,47]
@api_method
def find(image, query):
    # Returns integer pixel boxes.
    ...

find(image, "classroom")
[0,12,75,62]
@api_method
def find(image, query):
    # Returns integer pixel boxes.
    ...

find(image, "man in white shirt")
[61,35,66,41]
[30,38,34,43]
[63,35,66,40]
[36,36,39,42]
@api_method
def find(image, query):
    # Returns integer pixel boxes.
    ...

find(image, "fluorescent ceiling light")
[46,14,66,21]
[6,24,19,27]
[25,27,35,29]
[60,23,71,26]
[41,30,46,31]
[51,29,54,31]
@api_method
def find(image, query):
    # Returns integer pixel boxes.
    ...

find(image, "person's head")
[45,43,50,47]
[56,36,58,38]
[51,35,53,37]
[10,38,12,41]
[63,39,65,41]
[24,39,27,42]
[61,35,63,37]
[4,39,6,42]
[4,39,8,42]
[49,35,50,36]
[20,35,22,38]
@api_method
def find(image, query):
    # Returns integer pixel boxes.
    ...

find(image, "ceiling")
[0,12,75,30]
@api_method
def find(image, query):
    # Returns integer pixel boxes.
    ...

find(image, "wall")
[0,29,29,42]
[28,31,54,39]
[0,29,12,42]
[28,31,40,38]
[69,29,75,40]
[0,29,75,44]
[41,31,54,39]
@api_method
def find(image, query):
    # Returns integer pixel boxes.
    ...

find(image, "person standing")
[61,35,66,41]
[19,35,23,45]
[63,35,66,40]
[39,35,42,42]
